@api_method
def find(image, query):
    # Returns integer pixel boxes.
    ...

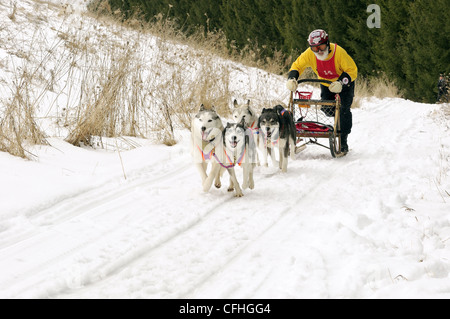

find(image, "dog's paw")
[234,191,244,197]
[215,182,222,189]
[227,186,234,192]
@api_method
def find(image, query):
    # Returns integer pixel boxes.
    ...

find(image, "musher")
[286,29,358,153]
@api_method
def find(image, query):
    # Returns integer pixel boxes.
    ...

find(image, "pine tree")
[344,2,379,77]
[404,0,450,102]
[370,0,409,89]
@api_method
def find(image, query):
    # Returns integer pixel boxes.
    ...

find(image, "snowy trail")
[0,99,449,298]
[1,0,449,300]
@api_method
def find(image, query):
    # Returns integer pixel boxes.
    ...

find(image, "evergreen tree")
[371,0,409,88]
[345,2,379,77]
[404,0,450,102]
[277,0,323,55]
[103,0,449,102]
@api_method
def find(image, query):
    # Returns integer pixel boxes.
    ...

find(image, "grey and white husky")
[191,104,243,197]
[232,99,259,132]
[223,119,257,193]
[258,105,296,172]
[232,99,260,165]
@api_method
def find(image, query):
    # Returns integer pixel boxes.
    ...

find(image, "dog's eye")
[208,119,212,122]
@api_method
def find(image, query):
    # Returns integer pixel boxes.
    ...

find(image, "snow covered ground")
[0,0,449,299]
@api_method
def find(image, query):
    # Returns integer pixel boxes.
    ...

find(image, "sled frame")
[289,79,345,158]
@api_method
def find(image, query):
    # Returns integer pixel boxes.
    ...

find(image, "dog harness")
[249,121,259,135]
[197,145,215,161]
[197,145,245,169]
[280,109,291,116]
[224,148,246,167]
[262,130,279,147]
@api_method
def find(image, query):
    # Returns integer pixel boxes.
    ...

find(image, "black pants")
[320,81,355,135]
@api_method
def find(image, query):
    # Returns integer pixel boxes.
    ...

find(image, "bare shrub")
[353,73,403,108]
[0,67,48,158]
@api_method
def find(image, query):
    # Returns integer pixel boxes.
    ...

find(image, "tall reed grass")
[0,0,407,159]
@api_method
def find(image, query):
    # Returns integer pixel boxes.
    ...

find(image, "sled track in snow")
[1,149,355,298]
[179,156,357,298]
[0,162,191,250]
[0,159,238,298]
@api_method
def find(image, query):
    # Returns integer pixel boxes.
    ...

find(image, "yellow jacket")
[289,43,357,86]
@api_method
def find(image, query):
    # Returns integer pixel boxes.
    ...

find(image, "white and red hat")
[307,29,329,47]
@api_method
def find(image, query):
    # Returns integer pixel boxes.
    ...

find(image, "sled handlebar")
[296,79,332,85]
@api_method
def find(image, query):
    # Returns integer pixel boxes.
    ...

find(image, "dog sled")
[289,79,345,158]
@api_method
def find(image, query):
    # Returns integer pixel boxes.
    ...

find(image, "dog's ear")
[210,105,216,112]
[233,99,238,108]
[247,100,250,106]
[199,104,205,111]
[239,117,246,128]
[226,122,233,128]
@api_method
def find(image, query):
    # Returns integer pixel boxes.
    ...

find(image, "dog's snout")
[201,126,206,132]
[232,135,237,141]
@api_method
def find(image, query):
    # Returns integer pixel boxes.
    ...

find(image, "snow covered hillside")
[0,0,449,299]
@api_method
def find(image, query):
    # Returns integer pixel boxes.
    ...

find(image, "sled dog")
[223,119,257,193]
[191,104,225,192]
[191,104,244,196]
[232,99,259,133]
[258,105,296,172]
[232,99,260,165]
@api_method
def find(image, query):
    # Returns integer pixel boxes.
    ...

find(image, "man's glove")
[329,81,342,93]
[286,78,298,92]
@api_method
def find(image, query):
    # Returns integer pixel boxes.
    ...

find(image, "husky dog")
[223,119,257,194]
[232,99,259,132]
[191,104,225,192]
[232,99,260,164]
[258,105,296,172]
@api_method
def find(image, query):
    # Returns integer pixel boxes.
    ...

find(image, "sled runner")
[289,79,345,158]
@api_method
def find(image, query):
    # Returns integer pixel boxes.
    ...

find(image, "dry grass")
[0,0,405,158]
[353,73,403,108]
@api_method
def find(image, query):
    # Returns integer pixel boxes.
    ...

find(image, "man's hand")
[286,78,298,92]
[329,80,342,93]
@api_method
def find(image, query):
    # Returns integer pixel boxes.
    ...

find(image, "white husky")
[223,119,257,193]
[191,104,242,196]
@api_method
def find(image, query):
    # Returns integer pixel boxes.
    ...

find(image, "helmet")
[307,29,329,47]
